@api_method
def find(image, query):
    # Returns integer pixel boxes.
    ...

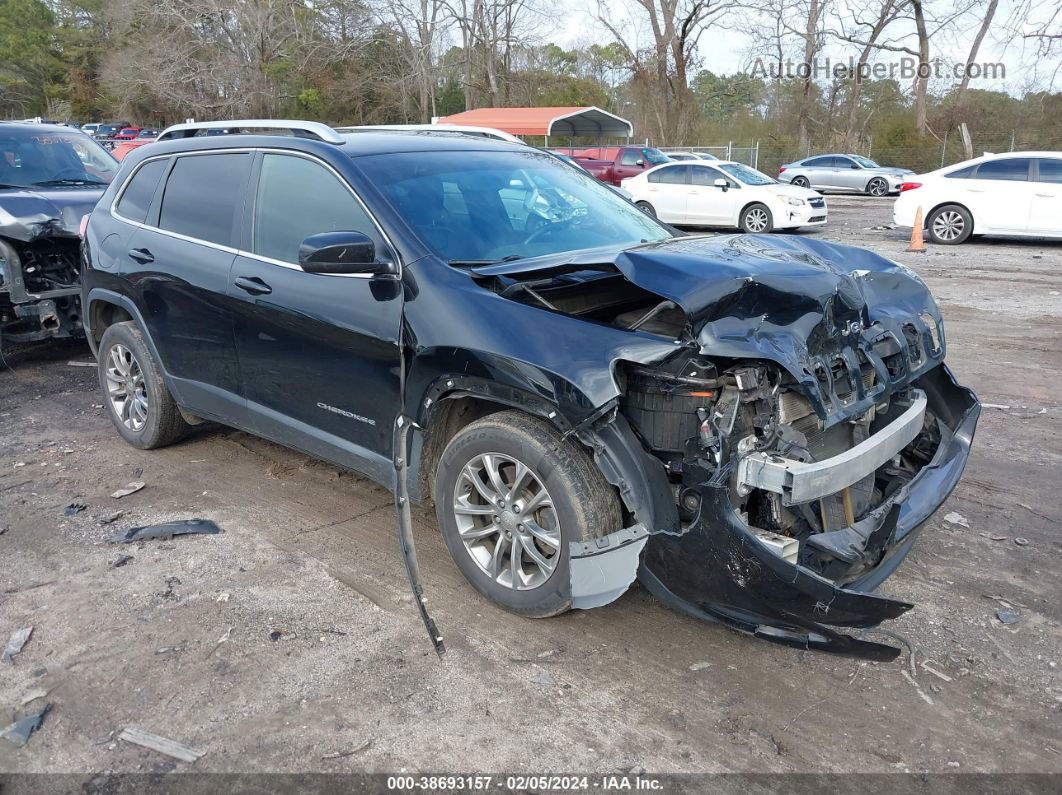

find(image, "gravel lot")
[1,195,1060,777]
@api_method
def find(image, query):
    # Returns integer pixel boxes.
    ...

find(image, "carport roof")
[436,106,633,138]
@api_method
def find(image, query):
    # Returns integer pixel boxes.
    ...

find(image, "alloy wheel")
[868,178,888,196]
[105,343,148,431]
[932,210,965,242]
[792,177,809,188]
[453,452,560,590]
[744,207,770,232]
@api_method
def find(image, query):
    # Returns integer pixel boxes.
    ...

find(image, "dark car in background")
[778,154,914,196]
[79,120,979,660]
[0,122,118,342]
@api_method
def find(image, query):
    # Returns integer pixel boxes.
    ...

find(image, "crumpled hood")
[613,234,942,417]
[0,186,105,242]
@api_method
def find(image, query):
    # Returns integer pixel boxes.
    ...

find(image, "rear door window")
[804,156,834,167]
[648,165,690,185]
[974,158,1032,181]
[158,153,251,246]
[252,153,378,264]
[1036,158,1062,183]
[116,159,167,223]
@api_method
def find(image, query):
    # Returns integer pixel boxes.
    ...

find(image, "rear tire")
[434,411,621,618]
[635,201,656,217]
[926,204,973,245]
[791,176,810,188]
[740,203,773,233]
[98,321,190,450]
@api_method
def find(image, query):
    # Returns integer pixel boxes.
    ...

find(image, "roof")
[437,107,633,138]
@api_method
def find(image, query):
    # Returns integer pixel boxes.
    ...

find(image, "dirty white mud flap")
[569,524,649,609]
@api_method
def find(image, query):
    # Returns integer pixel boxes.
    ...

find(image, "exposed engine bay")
[0,236,83,342]
[468,234,980,659]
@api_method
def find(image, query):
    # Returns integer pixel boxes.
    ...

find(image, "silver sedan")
[778,154,914,196]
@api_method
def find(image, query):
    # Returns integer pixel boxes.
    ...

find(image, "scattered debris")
[996,610,1021,625]
[97,511,124,526]
[987,535,1008,541]
[206,625,234,659]
[67,360,96,368]
[943,512,970,528]
[920,661,954,683]
[2,627,33,664]
[0,526,7,536]
[688,662,713,672]
[216,592,230,603]
[269,629,297,642]
[157,577,182,600]
[1014,537,1030,546]
[63,502,87,516]
[537,649,561,659]
[980,403,1011,410]
[321,739,374,760]
[19,687,50,706]
[900,669,934,705]
[111,554,134,568]
[109,519,221,544]
[118,727,205,763]
[0,704,50,747]
[155,646,184,656]
[110,482,146,499]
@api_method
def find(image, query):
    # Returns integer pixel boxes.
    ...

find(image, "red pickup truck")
[556,146,671,186]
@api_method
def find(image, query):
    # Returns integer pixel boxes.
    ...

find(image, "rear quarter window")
[115,159,168,223]
[158,153,251,246]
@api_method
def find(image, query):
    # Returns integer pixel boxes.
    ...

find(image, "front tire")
[434,411,621,617]
[926,204,973,244]
[98,321,190,449]
[866,177,889,197]
[635,200,656,217]
[740,203,773,233]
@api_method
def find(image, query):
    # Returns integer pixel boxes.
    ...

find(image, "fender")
[85,288,167,369]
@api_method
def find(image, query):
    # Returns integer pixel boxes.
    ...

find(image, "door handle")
[234,276,272,296]
[966,188,985,193]
[1035,192,1056,198]
[128,248,154,264]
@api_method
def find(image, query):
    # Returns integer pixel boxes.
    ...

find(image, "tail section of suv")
[82,121,979,659]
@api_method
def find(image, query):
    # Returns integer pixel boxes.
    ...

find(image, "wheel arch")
[925,200,974,232]
[738,199,772,228]
[85,289,167,373]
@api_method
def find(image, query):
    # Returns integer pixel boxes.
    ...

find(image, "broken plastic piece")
[63,503,87,516]
[109,519,221,544]
[111,482,146,499]
[569,524,648,609]
[2,627,33,664]
[118,727,205,762]
[0,704,50,747]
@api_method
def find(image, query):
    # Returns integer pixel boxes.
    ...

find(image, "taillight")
[900,181,922,192]
[778,166,787,173]
[79,214,90,238]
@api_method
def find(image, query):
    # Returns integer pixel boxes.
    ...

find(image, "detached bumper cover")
[640,368,979,660]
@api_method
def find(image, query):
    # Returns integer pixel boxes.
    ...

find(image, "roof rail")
[156,120,345,145]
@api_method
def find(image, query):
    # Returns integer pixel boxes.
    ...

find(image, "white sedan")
[621,160,827,233]
[893,151,1062,244]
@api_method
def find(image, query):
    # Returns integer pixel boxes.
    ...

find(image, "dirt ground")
[1,196,1060,777]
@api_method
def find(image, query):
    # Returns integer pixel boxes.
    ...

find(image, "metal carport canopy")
[436,106,633,138]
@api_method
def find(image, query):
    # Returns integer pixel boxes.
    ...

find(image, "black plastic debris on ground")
[109,519,221,544]
[2,627,33,665]
[0,704,50,747]
[64,503,87,517]
[997,609,1022,625]
[111,554,134,568]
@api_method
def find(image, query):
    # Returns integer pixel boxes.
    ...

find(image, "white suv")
[893,151,1062,244]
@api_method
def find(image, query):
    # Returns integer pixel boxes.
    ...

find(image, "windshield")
[642,148,670,165]
[720,162,776,186]
[850,155,880,168]
[0,131,118,186]
[359,150,672,262]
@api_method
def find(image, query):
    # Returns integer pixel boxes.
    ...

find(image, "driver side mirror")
[714,178,729,192]
[298,231,394,275]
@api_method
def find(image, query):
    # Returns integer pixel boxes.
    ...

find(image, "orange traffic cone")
[908,207,926,252]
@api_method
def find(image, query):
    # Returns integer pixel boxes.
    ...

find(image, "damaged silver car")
[0,122,116,343]
[81,124,979,660]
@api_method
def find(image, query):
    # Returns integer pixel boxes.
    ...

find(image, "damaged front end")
[476,234,979,659]
[0,234,84,342]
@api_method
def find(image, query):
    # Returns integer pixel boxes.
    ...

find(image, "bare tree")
[376,0,449,120]
[597,0,733,143]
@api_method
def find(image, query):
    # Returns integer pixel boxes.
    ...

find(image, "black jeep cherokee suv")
[82,121,979,659]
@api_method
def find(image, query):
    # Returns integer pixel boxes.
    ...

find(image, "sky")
[554,0,1061,97]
